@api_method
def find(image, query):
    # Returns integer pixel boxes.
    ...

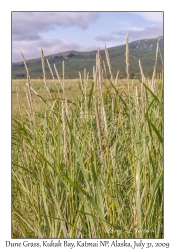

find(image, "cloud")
[116,20,151,32]
[114,25,163,41]
[116,22,144,32]
[12,38,82,62]
[94,25,163,47]
[95,34,117,42]
[132,12,163,23]
[12,38,98,62]
[117,21,131,26]
[12,12,100,41]
[12,12,101,62]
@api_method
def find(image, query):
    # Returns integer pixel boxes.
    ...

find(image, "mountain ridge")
[12,36,163,79]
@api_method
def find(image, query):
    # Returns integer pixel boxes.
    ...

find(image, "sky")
[12,11,163,63]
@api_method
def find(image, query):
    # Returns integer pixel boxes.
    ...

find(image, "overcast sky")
[12,12,163,62]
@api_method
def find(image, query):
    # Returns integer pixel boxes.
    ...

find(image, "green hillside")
[12,36,163,79]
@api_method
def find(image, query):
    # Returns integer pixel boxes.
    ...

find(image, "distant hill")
[12,36,163,79]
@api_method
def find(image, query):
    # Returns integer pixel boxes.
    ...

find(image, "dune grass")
[12,38,163,238]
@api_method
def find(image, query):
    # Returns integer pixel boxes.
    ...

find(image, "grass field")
[12,79,82,116]
[12,42,163,238]
[12,78,142,116]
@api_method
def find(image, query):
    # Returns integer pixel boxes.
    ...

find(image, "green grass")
[12,46,163,238]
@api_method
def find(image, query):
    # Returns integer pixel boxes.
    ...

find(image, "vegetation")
[12,36,163,238]
[12,36,163,79]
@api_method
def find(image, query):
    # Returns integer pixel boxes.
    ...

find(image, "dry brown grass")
[12,78,143,117]
[12,79,81,116]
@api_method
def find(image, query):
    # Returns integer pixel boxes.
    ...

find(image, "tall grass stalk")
[16,87,22,117]
[126,33,129,81]
[46,59,55,79]
[105,45,113,81]
[115,70,119,86]
[41,48,52,99]
[61,101,68,165]
[54,64,65,94]
[20,51,33,113]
